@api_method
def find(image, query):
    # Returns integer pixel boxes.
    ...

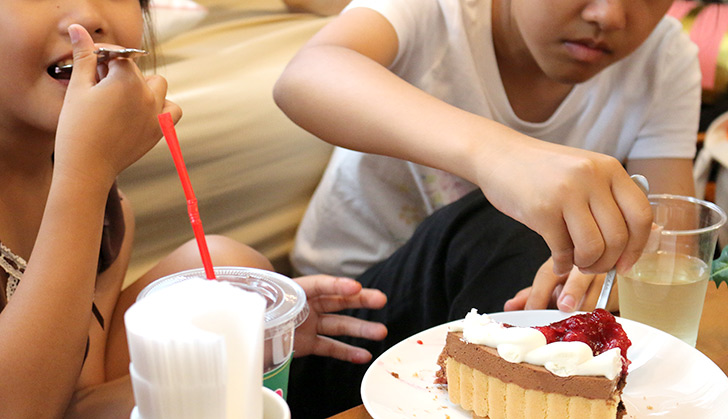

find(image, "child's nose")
[582,0,627,32]
[57,0,107,40]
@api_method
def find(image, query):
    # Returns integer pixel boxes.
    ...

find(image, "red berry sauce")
[531,309,631,374]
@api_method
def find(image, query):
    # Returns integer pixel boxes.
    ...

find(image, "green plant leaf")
[711,245,728,288]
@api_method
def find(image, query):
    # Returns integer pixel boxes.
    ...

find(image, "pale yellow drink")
[618,251,710,346]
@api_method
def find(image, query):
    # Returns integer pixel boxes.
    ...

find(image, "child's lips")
[563,39,612,64]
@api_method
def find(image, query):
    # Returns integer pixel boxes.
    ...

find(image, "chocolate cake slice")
[436,309,630,419]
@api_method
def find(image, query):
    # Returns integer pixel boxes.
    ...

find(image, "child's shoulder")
[640,16,698,60]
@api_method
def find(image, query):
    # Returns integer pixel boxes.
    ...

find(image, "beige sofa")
[119,0,333,284]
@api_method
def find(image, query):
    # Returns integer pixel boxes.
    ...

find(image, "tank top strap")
[0,241,27,302]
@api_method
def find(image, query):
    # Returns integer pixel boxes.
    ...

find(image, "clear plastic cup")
[136,267,309,399]
[618,194,727,346]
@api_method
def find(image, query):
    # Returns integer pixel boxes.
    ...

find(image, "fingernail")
[552,265,571,277]
[68,25,81,45]
[559,294,576,312]
[616,258,636,275]
[352,351,372,364]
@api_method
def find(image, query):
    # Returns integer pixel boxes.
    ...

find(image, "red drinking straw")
[158,112,216,279]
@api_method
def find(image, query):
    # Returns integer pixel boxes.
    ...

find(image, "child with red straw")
[0,1,386,417]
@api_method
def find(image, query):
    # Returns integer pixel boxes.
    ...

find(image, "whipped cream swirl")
[448,309,622,380]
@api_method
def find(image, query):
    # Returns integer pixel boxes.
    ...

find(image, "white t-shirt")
[291,0,701,277]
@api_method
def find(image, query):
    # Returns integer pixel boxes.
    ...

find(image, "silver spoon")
[595,174,650,310]
[93,47,148,63]
[54,47,148,76]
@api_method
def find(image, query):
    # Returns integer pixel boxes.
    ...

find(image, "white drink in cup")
[136,267,309,399]
[618,194,726,346]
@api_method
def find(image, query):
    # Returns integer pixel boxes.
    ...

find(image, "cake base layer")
[446,357,621,419]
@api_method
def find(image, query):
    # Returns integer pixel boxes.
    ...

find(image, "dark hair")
[140,0,157,70]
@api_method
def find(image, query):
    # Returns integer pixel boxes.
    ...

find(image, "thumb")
[67,24,98,87]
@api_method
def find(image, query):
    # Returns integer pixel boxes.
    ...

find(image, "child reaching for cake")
[0,2,385,417]
[274,0,699,416]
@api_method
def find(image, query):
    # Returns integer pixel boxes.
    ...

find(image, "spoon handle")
[595,269,616,310]
[94,47,149,63]
[594,174,650,310]
[55,48,149,76]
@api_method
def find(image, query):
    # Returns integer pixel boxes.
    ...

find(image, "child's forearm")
[0,176,110,418]
[274,43,518,188]
[626,158,696,196]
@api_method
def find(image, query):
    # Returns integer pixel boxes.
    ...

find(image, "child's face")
[0,0,145,135]
[509,0,674,84]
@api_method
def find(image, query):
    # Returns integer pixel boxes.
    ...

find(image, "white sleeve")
[629,17,701,160]
[343,0,445,68]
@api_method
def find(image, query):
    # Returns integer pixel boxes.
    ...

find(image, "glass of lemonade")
[618,194,726,346]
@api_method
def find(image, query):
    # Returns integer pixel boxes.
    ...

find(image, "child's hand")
[292,276,387,363]
[53,24,182,190]
[476,138,652,278]
[503,257,617,313]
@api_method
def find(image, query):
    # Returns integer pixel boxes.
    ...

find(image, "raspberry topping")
[532,309,631,374]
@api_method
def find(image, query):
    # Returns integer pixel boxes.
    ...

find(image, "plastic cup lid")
[137,267,309,339]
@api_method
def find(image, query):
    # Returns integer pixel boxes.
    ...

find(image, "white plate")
[361,310,728,418]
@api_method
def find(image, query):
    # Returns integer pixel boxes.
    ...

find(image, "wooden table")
[695,282,728,376]
[328,405,373,419]
[328,284,728,419]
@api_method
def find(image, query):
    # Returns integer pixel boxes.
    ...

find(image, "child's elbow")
[272,72,291,112]
[272,68,303,115]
